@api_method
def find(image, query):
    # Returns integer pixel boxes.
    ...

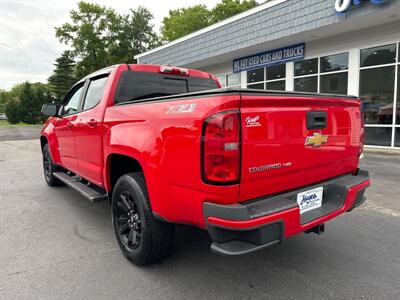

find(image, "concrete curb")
[364,147,400,155]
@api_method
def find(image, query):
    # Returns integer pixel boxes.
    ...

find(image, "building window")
[295,58,318,76]
[360,44,396,67]
[294,53,348,95]
[360,42,400,148]
[216,75,227,87]
[246,64,286,91]
[227,73,241,87]
[216,73,241,87]
[397,65,400,125]
[360,66,395,124]
[294,76,317,93]
[364,127,393,147]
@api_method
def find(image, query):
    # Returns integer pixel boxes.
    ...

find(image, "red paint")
[208,179,370,238]
[41,64,368,235]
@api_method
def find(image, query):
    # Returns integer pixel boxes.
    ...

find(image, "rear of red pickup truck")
[202,90,370,255]
[40,64,370,264]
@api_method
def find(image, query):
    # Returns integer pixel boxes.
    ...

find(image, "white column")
[348,48,360,97]
[241,71,247,88]
[286,62,294,91]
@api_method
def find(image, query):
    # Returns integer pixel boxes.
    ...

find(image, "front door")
[53,84,84,173]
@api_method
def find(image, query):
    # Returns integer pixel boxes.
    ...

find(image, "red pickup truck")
[41,64,370,265]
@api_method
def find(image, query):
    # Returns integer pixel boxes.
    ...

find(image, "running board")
[53,172,108,203]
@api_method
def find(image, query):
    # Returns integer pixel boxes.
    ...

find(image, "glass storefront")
[294,53,349,95]
[218,42,400,148]
[359,43,399,147]
[247,64,286,91]
[216,73,241,87]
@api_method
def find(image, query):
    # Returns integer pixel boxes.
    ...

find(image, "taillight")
[202,111,241,185]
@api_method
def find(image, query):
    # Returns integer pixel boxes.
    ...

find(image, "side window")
[62,85,83,116]
[83,76,108,110]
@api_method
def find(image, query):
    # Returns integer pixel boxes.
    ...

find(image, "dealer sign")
[233,43,305,73]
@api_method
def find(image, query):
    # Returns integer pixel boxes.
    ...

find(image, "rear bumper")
[204,170,370,256]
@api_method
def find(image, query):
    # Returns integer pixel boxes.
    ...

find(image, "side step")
[53,172,108,203]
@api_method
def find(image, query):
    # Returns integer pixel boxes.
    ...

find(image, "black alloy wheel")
[111,173,175,266]
[114,191,142,251]
[42,143,62,186]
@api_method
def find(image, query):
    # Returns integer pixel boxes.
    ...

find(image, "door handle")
[66,121,73,129]
[87,119,98,128]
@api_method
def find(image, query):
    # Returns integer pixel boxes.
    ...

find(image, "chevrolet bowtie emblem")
[305,133,328,147]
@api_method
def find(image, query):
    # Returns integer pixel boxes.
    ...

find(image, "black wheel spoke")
[118,194,131,213]
[128,229,134,244]
[114,190,142,251]
[119,222,129,234]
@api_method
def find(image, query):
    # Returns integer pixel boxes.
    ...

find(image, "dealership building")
[136,0,400,149]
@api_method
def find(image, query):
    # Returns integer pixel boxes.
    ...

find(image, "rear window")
[114,71,219,103]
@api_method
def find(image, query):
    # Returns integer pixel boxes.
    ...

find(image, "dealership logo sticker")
[245,115,261,127]
[297,187,323,214]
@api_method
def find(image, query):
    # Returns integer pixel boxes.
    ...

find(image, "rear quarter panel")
[103,94,241,227]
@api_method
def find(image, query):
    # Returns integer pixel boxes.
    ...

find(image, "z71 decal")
[167,104,197,114]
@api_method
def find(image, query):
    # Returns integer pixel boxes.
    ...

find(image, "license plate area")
[297,187,323,214]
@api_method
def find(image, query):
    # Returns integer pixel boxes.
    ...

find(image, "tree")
[211,0,258,23]
[55,2,117,77]
[4,82,53,124]
[0,89,7,113]
[55,2,159,78]
[18,82,37,124]
[5,97,21,124]
[109,7,160,64]
[48,50,77,102]
[32,83,54,123]
[161,5,211,42]
[161,0,259,41]
[3,83,25,123]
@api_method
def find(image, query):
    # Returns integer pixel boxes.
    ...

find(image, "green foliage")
[55,1,159,78]
[5,97,21,124]
[32,83,54,123]
[48,50,77,102]
[4,82,53,124]
[0,89,7,113]
[109,7,160,64]
[211,0,258,23]
[161,5,211,42]
[161,0,259,41]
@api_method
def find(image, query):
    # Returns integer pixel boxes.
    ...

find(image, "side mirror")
[41,103,61,117]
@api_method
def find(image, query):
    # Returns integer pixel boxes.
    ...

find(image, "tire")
[42,143,63,186]
[111,173,175,266]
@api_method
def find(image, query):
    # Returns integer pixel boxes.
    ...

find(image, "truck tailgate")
[239,94,362,202]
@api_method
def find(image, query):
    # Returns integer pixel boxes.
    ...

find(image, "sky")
[0,0,220,90]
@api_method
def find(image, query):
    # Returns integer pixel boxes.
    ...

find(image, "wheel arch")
[106,153,145,195]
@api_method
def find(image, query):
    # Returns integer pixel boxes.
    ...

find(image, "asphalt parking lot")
[0,138,399,300]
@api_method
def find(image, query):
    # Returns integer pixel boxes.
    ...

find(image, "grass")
[0,119,42,127]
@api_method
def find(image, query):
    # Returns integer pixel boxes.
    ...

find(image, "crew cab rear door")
[239,93,362,202]
[74,75,109,186]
